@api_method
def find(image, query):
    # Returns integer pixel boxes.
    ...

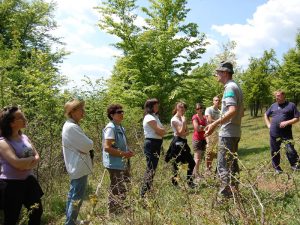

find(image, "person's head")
[144,98,159,115]
[212,96,220,108]
[195,103,204,115]
[172,101,187,116]
[215,61,234,84]
[64,99,85,123]
[0,106,26,138]
[274,90,286,104]
[107,104,124,124]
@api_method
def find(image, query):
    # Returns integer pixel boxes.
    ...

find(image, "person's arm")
[103,139,134,159]
[148,120,166,137]
[205,105,237,137]
[65,124,93,154]
[264,113,271,129]
[0,140,36,170]
[172,118,187,136]
[279,117,299,128]
[206,114,214,124]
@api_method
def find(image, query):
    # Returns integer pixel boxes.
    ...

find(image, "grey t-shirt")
[205,106,220,123]
[219,80,244,137]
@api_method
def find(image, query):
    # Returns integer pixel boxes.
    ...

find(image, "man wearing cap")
[264,90,300,174]
[205,61,244,198]
[62,99,94,225]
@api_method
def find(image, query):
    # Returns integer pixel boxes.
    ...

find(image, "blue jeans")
[66,175,88,225]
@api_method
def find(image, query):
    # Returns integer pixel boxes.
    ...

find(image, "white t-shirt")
[143,114,163,139]
[171,115,187,139]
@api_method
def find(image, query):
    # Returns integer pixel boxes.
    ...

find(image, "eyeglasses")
[115,110,124,114]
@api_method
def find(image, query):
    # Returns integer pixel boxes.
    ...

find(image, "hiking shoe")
[187,182,197,189]
[291,165,300,171]
[275,168,283,174]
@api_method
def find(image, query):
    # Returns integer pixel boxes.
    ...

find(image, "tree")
[97,0,207,121]
[241,50,278,117]
[276,32,300,105]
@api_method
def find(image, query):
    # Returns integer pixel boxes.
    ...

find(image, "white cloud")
[212,0,300,67]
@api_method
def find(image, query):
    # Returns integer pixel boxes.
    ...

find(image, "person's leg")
[206,132,218,171]
[284,138,300,167]
[3,180,24,225]
[24,176,44,225]
[270,136,282,170]
[140,139,162,197]
[217,137,240,197]
[65,175,88,225]
[183,145,196,185]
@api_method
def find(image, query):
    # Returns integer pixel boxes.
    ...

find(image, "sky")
[47,0,300,88]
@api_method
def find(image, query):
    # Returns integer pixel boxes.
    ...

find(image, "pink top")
[0,134,33,180]
[192,114,207,141]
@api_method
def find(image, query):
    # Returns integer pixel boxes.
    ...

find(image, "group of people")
[0,61,299,224]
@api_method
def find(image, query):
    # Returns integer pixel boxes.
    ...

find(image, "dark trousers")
[217,137,240,195]
[107,168,130,214]
[2,175,43,225]
[168,137,195,184]
[140,138,163,198]
[270,136,300,169]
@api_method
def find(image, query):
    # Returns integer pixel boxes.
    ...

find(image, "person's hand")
[266,124,270,129]
[204,123,216,137]
[123,151,135,158]
[279,121,289,128]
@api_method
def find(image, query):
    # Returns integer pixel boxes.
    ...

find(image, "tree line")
[1,0,300,220]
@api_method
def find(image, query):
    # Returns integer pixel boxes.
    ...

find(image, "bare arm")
[264,113,271,129]
[205,105,237,137]
[0,140,36,170]
[104,139,134,159]
[172,118,188,136]
[279,117,299,128]
[148,120,166,137]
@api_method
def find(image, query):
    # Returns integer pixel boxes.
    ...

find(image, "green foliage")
[241,49,279,117]
[97,0,207,121]
[275,32,300,104]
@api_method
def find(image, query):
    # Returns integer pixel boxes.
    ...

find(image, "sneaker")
[187,182,197,189]
[291,165,300,171]
[76,220,90,225]
[275,168,283,174]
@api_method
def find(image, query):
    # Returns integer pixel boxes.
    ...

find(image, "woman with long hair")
[165,102,196,188]
[0,106,43,225]
[192,103,207,180]
[140,98,166,198]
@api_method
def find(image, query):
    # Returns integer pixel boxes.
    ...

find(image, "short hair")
[107,104,123,120]
[274,90,285,96]
[144,98,159,115]
[172,101,187,115]
[0,106,20,138]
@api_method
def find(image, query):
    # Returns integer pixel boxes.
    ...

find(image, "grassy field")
[22,111,300,224]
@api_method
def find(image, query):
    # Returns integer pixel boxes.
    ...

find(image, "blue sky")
[47,0,300,88]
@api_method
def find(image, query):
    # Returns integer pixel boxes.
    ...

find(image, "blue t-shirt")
[266,101,300,138]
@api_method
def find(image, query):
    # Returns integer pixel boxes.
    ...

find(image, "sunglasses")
[196,108,202,110]
[115,110,124,114]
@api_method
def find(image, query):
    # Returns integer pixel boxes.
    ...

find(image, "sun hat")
[64,99,85,117]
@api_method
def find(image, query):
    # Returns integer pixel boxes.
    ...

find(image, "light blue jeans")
[65,175,88,225]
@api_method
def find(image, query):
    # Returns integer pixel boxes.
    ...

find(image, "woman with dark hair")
[140,98,166,198]
[0,106,43,225]
[165,102,196,188]
[102,104,134,215]
[192,103,207,180]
